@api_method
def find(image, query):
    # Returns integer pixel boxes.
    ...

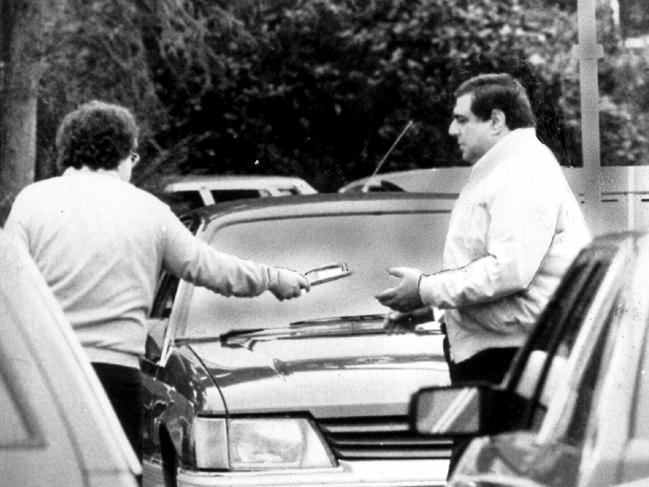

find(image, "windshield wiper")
[175,328,265,345]
[290,314,385,327]
[219,328,265,343]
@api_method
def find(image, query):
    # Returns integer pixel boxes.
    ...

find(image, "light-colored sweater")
[5,168,273,368]
[419,128,591,363]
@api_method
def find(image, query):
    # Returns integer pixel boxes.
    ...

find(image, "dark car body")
[413,232,649,487]
[140,193,455,487]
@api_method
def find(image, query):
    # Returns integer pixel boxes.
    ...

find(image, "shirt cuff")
[265,266,277,290]
[417,273,431,305]
[417,272,425,302]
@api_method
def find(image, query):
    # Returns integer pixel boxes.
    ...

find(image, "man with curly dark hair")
[5,100,310,467]
[55,99,140,171]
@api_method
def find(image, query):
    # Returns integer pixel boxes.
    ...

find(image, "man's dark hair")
[56,100,139,171]
[455,73,536,129]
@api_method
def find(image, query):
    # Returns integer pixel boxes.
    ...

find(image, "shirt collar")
[470,127,537,179]
[63,166,122,180]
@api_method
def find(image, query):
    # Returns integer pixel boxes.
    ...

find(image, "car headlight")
[191,417,337,470]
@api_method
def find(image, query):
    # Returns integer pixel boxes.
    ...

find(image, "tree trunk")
[0,0,60,224]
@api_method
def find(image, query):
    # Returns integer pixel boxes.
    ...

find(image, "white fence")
[563,166,649,234]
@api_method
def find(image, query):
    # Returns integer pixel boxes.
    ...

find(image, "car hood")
[185,318,449,417]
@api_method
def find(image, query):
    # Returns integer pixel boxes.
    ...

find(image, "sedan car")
[413,231,649,487]
[0,229,140,486]
[140,193,456,487]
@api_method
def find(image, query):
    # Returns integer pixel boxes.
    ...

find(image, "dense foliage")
[35,0,649,194]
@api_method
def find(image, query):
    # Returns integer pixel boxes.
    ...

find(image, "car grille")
[317,415,452,460]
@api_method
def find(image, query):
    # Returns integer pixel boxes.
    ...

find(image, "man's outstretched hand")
[269,267,311,301]
[375,267,423,312]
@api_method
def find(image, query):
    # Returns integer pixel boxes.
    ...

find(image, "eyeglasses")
[129,152,140,167]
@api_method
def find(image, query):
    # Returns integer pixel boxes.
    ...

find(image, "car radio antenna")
[361,120,415,193]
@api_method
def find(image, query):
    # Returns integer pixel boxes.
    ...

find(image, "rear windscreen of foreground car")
[184,212,448,337]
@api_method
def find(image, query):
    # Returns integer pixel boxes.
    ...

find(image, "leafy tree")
[0,0,64,222]
[37,0,248,194]
[132,0,583,191]
[27,0,649,201]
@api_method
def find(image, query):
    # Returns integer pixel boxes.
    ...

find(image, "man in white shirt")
[4,100,310,467]
[376,73,590,472]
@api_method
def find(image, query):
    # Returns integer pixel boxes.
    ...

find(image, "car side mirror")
[412,384,527,437]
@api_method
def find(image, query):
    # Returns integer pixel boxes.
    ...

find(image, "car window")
[508,299,622,487]
[510,246,617,429]
[531,285,628,487]
[165,190,205,214]
[210,189,264,202]
[633,313,649,439]
[150,273,180,319]
[179,213,202,233]
[182,211,448,337]
[150,214,200,319]
[551,302,618,447]
[275,188,300,196]
[574,246,649,487]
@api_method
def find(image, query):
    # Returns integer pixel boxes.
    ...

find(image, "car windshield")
[183,211,447,337]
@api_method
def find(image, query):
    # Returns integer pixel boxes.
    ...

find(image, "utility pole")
[577,0,603,233]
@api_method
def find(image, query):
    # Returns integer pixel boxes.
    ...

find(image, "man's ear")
[490,109,507,133]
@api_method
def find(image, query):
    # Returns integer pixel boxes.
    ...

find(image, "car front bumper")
[143,458,448,487]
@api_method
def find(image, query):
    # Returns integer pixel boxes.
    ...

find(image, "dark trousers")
[442,333,518,477]
[92,362,143,463]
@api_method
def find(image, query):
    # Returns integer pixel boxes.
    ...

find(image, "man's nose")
[448,120,458,136]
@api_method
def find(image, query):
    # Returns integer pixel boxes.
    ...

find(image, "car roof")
[0,230,141,481]
[184,191,457,226]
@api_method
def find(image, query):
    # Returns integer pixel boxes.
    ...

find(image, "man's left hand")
[375,267,424,312]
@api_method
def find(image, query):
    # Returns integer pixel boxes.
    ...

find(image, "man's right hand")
[268,267,311,301]
[375,267,424,312]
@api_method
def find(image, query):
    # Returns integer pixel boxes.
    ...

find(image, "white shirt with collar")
[5,167,274,368]
[419,128,591,363]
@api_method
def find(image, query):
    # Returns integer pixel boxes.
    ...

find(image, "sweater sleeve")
[160,210,271,297]
[419,175,559,308]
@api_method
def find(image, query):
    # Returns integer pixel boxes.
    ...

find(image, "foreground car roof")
[0,231,140,486]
